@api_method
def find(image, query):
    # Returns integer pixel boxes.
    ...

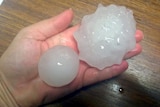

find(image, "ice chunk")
[38,45,79,87]
[74,4,136,70]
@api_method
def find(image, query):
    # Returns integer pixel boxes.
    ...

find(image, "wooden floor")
[0,0,160,107]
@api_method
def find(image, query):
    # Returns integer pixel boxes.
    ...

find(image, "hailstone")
[74,4,136,70]
[38,45,79,87]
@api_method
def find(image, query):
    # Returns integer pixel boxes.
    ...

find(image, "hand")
[0,9,143,107]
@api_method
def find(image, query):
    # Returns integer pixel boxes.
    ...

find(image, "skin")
[0,9,143,107]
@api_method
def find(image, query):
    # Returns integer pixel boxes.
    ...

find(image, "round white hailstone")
[74,4,136,70]
[38,45,79,87]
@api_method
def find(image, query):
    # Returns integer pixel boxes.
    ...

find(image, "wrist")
[0,72,19,107]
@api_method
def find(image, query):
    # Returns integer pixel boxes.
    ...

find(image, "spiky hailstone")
[74,4,136,70]
[38,45,79,87]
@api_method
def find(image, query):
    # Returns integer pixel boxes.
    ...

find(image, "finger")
[41,61,128,104]
[82,61,128,86]
[24,9,74,40]
[135,30,144,43]
[124,43,142,59]
[123,30,143,59]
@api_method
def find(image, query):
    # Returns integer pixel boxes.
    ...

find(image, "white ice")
[0,0,3,5]
[74,4,136,70]
[38,45,79,87]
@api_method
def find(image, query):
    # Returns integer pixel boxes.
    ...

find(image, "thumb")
[23,8,74,40]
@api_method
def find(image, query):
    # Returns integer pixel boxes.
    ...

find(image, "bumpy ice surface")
[38,45,79,87]
[74,4,136,70]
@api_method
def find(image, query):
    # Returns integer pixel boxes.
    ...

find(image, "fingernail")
[69,8,72,11]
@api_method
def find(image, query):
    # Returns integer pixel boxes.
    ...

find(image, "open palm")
[0,9,143,107]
